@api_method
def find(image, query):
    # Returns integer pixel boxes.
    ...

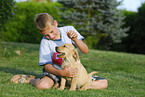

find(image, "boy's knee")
[36,77,54,89]
[100,79,108,89]
[103,79,108,88]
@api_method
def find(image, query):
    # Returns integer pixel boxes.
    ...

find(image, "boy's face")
[40,21,60,40]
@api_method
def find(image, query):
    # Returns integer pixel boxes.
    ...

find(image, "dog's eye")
[63,45,66,47]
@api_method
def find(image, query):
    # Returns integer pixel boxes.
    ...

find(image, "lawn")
[0,42,144,97]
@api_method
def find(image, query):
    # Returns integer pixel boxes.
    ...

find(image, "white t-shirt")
[39,26,84,69]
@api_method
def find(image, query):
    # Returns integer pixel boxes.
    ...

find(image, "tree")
[121,3,145,54]
[58,0,129,49]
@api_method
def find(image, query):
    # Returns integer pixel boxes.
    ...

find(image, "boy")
[12,13,108,90]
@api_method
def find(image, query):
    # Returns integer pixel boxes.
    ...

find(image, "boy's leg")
[29,76,54,89]
[89,79,108,89]
[11,74,57,89]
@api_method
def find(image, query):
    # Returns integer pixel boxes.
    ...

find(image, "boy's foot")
[11,74,35,84]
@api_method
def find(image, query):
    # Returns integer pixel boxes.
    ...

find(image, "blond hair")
[34,13,54,32]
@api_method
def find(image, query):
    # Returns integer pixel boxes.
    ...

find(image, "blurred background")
[0,0,145,54]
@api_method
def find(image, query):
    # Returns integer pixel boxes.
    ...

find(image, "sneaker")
[92,76,105,81]
[11,74,35,84]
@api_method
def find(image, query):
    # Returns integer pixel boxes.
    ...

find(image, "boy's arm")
[73,39,88,54]
[67,30,88,54]
[45,64,78,77]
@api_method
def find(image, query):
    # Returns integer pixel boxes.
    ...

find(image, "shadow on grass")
[0,67,40,77]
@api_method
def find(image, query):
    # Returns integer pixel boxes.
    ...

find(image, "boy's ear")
[54,20,58,26]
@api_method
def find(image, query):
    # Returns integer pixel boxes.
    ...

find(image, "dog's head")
[55,43,80,61]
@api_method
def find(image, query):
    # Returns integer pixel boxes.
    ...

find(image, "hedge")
[0,1,61,44]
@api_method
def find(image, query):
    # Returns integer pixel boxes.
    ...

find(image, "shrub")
[0,1,61,43]
[0,0,14,31]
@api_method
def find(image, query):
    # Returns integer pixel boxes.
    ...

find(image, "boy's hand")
[66,30,78,41]
[61,65,78,77]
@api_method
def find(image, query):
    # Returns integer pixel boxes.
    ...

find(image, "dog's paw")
[57,88,64,91]
[78,88,86,91]
[69,89,76,91]
[78,87,87,91]
[53,83,59,89]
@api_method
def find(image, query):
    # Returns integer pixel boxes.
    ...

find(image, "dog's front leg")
[69,77,77,91]
[58,77,66,90]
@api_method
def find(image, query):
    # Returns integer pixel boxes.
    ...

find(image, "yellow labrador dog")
[55,43,98,91]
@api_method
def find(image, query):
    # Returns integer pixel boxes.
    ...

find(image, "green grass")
[0,42,144,97]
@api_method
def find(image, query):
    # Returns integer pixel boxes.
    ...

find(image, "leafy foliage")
[0,0,15,32]
[0,1,61,43]
[121,3,145,54]
[58,0,129,49]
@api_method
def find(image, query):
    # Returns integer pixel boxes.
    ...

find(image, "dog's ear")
[73,49,80,61]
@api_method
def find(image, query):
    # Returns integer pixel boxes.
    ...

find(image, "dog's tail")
[89,71,98,75]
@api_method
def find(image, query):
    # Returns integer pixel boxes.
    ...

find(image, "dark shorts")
[40,71,61,84]
[40,71,106,85]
